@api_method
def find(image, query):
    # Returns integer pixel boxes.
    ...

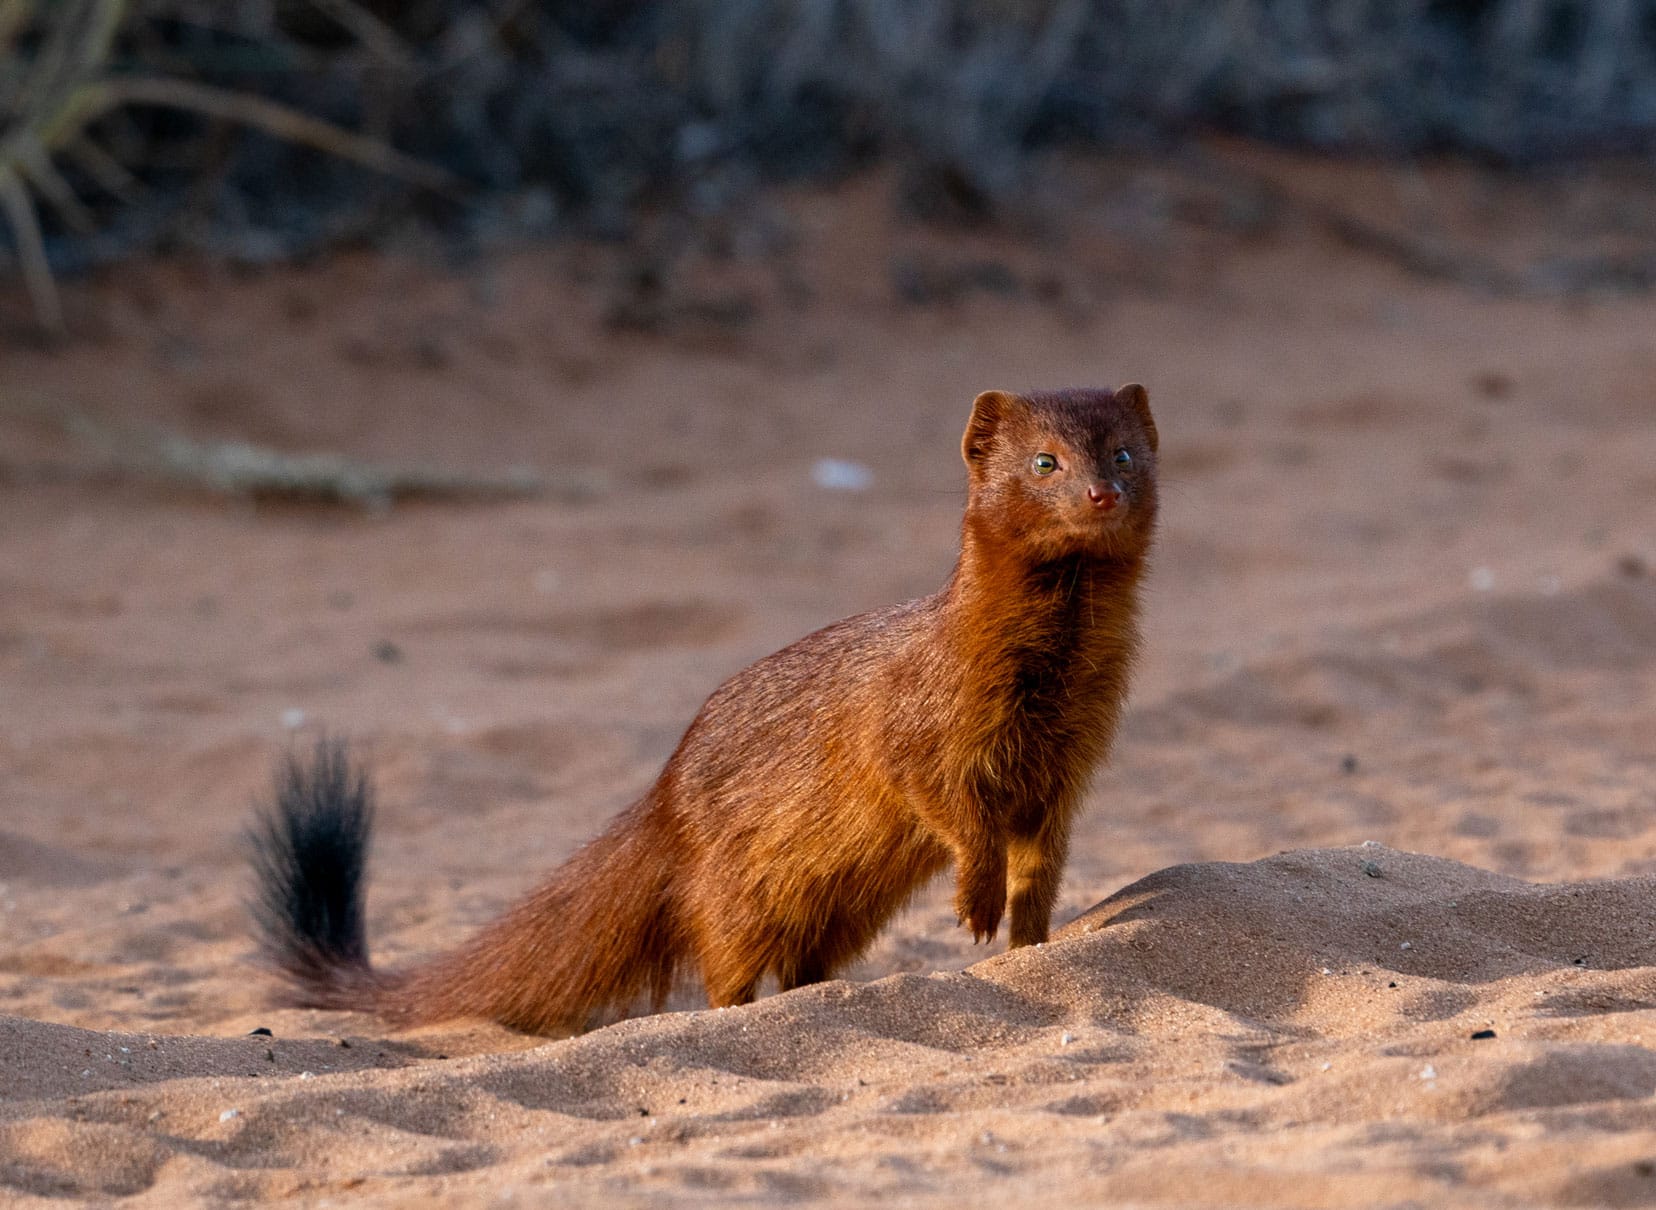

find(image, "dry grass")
[0,0,450,335]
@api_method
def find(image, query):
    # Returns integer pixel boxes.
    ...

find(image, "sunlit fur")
[250,385,1159,1035]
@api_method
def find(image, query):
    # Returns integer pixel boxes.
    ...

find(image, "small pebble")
[1419,1064,1436,1080]
[1470,1029,1496,1040]
[1399,941,1413,951]
[1471,370,1513,399]
[1362,860,1382,878]
[1060,1032,1075,1046]
[220,1108,241,1122]
[811,458,874,492]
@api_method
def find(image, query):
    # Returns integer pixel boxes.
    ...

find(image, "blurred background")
[5,1,1656,317]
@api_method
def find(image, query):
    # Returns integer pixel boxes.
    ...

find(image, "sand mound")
[1043,845,1656,1011]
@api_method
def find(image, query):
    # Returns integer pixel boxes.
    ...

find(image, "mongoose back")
[250,384,1159,1034]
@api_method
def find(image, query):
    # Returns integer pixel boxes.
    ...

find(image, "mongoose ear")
[963,390,1015,465]
[1114,383,1156,454]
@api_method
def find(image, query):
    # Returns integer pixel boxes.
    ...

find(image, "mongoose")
[250,384,1159,1034]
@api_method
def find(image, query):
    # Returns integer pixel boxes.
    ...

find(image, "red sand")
[2,157,1655,1206]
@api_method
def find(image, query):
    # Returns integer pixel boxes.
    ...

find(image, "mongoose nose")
[1086,481,1122,510]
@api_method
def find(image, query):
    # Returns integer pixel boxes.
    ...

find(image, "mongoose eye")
[1032,453,1059,476]
[1113,448,1133,467]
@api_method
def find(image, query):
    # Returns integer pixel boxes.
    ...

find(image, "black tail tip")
[247,737,376,995]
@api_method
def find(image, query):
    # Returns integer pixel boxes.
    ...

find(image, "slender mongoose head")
[960,385,1158,563]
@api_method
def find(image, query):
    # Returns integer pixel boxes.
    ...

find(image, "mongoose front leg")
[908,789,1009,944]
[1005,823,1071,948]
[778,953,830,993]
[954,840,1008,943]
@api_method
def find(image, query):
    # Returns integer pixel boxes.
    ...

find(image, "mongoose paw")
[956,893,1003,944]
[1006,909,1051,949]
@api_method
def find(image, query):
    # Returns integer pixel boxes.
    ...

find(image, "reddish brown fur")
[274,385,1158,1035]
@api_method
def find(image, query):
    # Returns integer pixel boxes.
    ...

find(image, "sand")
[2,155,1655,1205]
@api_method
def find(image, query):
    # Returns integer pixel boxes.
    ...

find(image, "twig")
[1179,145,1656,298]
[5,397,602,508]
[306,0,417,70]
[0,162,61,331]
[1314,206,1521,295]
[139,433,584,508]
[57,76,461,198]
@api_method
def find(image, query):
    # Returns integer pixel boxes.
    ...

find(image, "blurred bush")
[7,0,1656,270]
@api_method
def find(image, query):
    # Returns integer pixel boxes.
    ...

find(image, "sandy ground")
[2,153,1656,1206]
